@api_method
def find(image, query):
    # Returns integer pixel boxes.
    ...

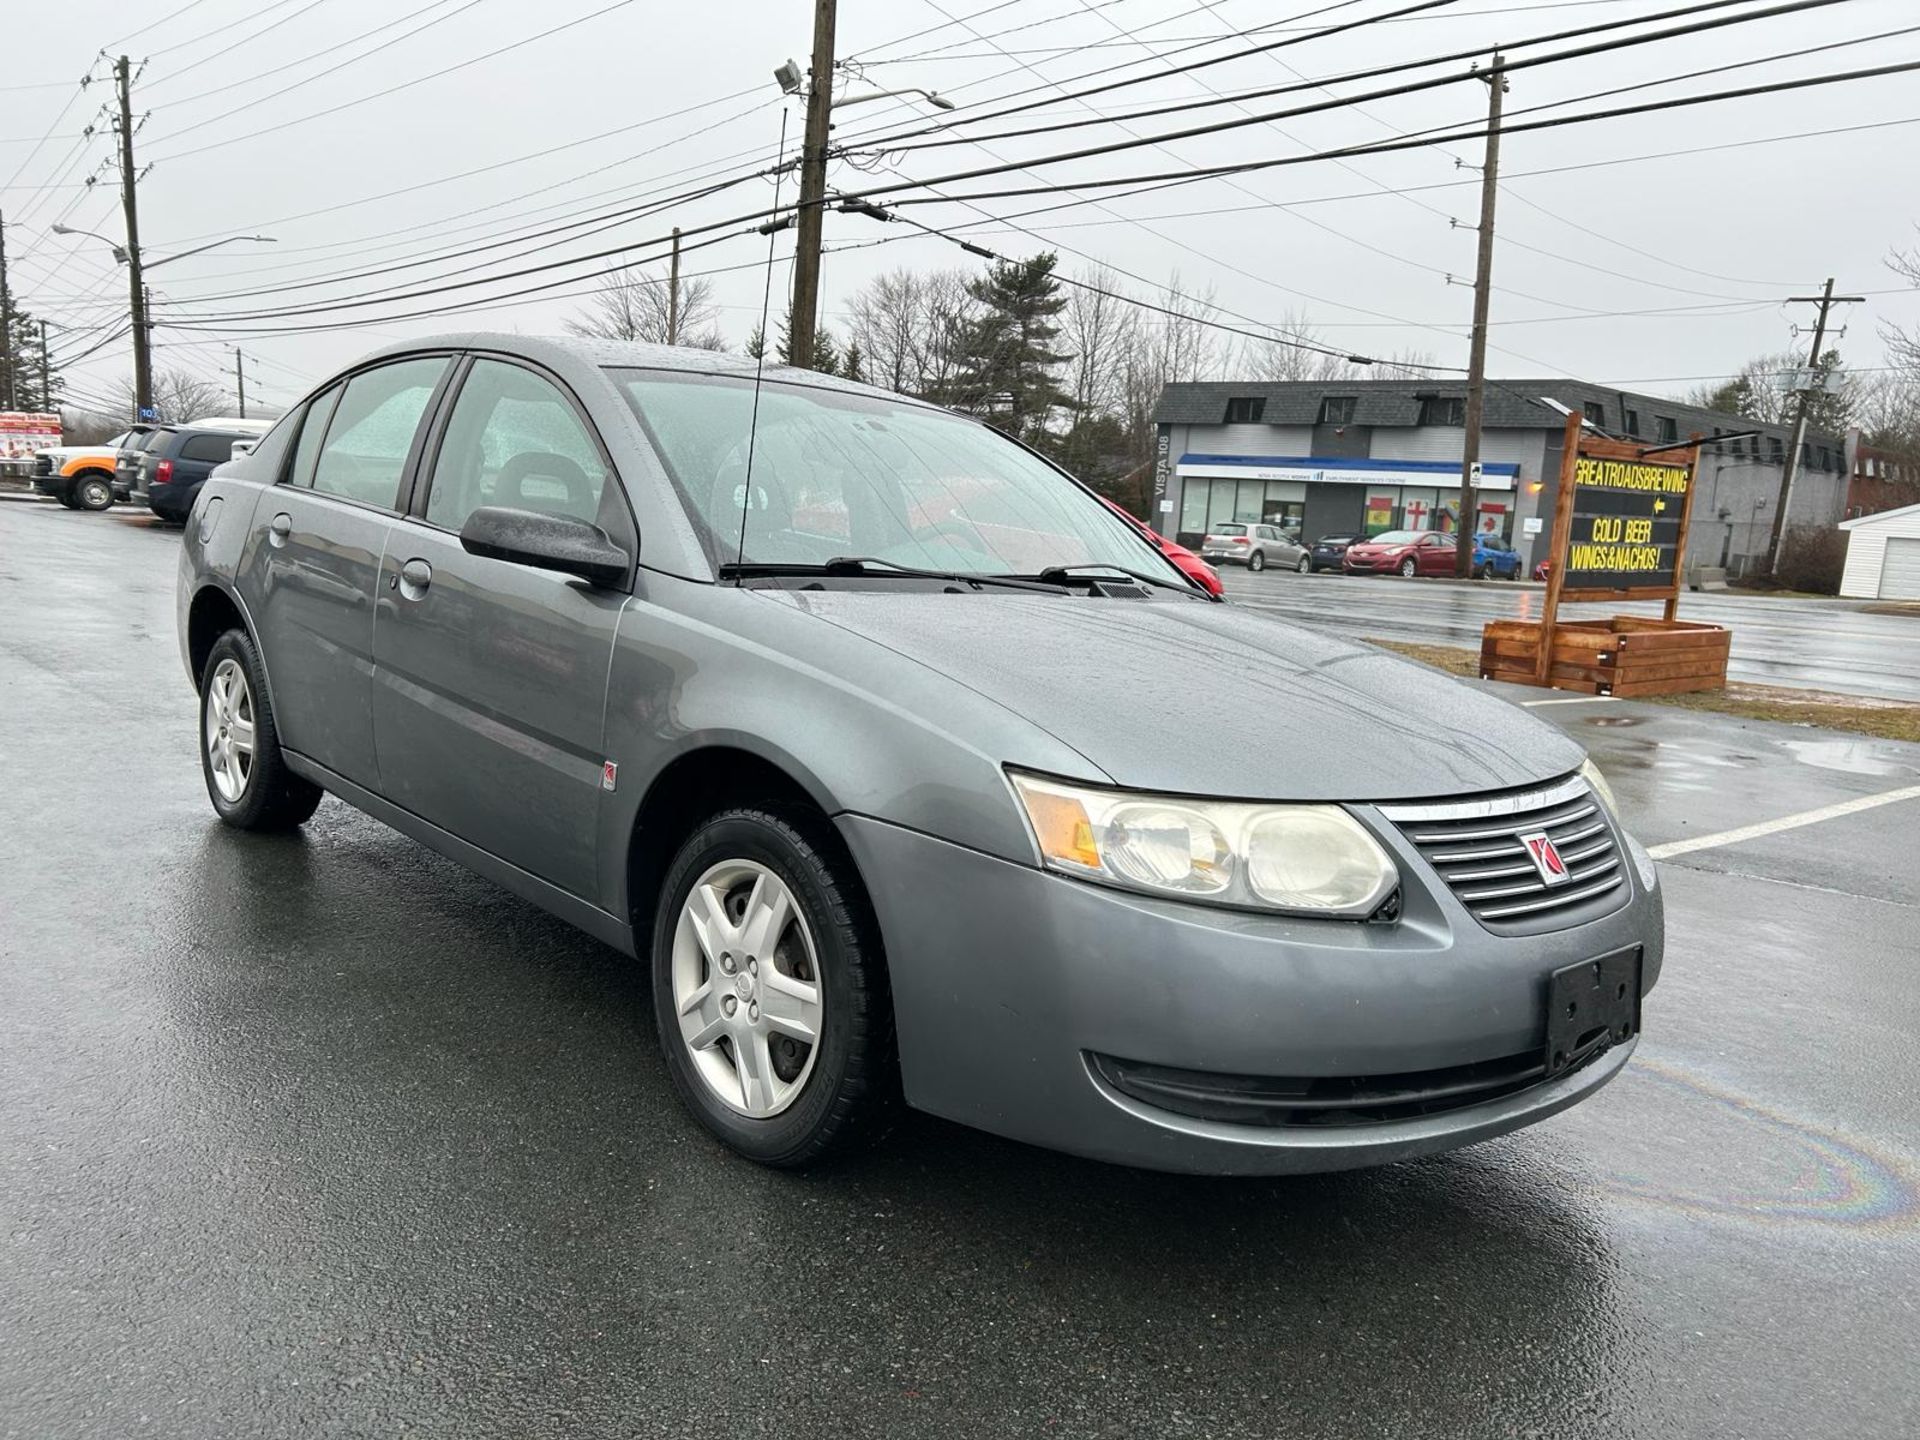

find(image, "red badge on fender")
[1518,830,1570,886]
[601,761,618,792]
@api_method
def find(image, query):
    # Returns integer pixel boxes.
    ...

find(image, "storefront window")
[1179,483,1208,537]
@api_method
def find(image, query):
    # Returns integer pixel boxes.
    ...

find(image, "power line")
[144,0,387,95]
[143,0,634,162]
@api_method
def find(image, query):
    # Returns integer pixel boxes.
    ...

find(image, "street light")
[47,224,275,422]
[50,223,128,265]
[831,86,954,111]
[50,224,276,269]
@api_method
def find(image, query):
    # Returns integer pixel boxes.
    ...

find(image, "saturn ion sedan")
[177,335,1662,1174]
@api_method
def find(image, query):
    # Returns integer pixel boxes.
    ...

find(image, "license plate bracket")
[1544,948,1641,1078]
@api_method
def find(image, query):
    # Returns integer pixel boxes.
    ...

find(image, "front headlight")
[1579,758,1616,812]
[1009,772,1398,917]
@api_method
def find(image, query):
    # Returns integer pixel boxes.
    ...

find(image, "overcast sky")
[5,0,1917,417]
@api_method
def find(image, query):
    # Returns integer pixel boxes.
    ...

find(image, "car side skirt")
[282,750,638,957]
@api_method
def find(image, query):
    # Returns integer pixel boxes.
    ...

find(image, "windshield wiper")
[719,557,1062,593]
[1023,562,1209,596]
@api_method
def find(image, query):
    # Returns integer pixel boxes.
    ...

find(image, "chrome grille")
[31,454,53,478]
[1379,775,1628,932]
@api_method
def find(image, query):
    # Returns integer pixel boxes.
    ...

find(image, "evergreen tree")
[940,252,1073,448]
[2,301,60,413]
[840,341,865,385]
[746,311,839,373]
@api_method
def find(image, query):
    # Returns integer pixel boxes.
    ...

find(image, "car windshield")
[1369,530,1427,545]
[1210,524,1247,537]
[615,370,1176,580]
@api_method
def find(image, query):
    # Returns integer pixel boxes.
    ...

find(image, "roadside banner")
[0,411,63,463]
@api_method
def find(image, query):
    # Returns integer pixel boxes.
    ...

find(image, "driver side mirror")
[458,505,630,589]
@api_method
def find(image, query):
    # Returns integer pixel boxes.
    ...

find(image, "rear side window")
[180,433,237,463]
[309,357,448,509]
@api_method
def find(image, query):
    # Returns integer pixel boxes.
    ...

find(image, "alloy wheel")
[1400,559,1417,577]
[671,859,824,1118]
[204,658,256,803]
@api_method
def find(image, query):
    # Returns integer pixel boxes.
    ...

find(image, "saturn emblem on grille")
[1518,831,1571,886]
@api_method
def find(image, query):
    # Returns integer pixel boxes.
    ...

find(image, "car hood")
[772,590,1582,801]
[37,445,112,462]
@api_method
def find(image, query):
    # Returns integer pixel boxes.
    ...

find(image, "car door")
[244,355,453,788]
[1420,534,1457,576]
[370,354,634,901]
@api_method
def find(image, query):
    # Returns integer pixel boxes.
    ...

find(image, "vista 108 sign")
[1562,454,1692,591]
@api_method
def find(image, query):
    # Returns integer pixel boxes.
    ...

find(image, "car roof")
[352,332,955,415]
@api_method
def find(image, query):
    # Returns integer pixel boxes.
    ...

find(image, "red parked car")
[1100,498,1223,597]
[1342,529,1459,577]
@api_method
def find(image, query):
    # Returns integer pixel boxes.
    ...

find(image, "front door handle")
[268,512,292,548]
[397,557,433,600]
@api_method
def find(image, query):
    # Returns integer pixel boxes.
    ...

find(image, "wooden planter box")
[1480,616,1730,697]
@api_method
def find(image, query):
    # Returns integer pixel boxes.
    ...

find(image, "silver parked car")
[1200,521,1310,572]
[178,335,1663,1174]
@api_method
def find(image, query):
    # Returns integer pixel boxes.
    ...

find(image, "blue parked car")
[1472,533,1522,580]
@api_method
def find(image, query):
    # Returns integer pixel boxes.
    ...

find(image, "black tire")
[55,483,81,510]
[1248,550,1266,572]
[1475,562,1491,580]
[72,473,114,512]
[1295,554,1311,574]
[198,628,324,831]
[651,807,897,1168]
[1399,558,1418,578]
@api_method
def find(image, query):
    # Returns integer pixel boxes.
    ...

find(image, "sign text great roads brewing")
[1561,453,1691,591]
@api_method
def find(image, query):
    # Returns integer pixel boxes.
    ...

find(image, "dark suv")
[133,426,256,522]
[111,428,160,505]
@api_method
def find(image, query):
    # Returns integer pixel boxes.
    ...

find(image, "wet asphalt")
[3,496,1918,1440]
[1218,565,1920,702]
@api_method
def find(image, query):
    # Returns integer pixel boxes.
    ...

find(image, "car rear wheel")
[652,807,896,1167]
[1295,554,1311,573]
[1248,550,1266,572]
[1399,558,1418,578]
[199,629,324,831]
[73,474,114,511]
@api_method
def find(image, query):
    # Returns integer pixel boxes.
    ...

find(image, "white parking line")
[1521,696,1618,706]
[1647,784,1920,860]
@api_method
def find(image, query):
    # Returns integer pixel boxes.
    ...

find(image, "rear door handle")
[397,558,433,599]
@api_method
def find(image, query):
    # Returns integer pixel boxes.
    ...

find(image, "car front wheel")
[653,807,896,1167]
[73,474,114,511]
[200,629,324,830]
[1399,558,1418,578]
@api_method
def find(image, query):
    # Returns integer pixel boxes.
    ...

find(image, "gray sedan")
[178,334,1662,1174]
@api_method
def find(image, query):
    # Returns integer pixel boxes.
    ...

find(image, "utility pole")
[38,320,50,412]
[1455,52,1505,578]
[666,226,682,346]
[0,209,13,410]
[114,55,152,421]
[234,347,246,418]
[786,0,838,371]
[1765,276,1862,575]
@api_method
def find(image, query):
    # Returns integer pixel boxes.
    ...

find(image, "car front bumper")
[838,809,1662,1175]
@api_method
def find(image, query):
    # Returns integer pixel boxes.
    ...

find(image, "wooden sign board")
[1479,413,1728,696]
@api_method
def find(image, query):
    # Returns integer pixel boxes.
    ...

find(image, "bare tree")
[845,268,926,393]
[1061,263,1137,420]
[115,367,230,424]
[566,263,726,349]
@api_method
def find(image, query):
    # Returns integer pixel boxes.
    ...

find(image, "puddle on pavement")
[1586,716,1643,727]
[1562,1057,1919,1235]
[1778,736,1920,778]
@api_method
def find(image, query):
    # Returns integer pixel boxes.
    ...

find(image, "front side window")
[425,359,612,532]
[309,357,448,509]
[617,371,1173,580]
